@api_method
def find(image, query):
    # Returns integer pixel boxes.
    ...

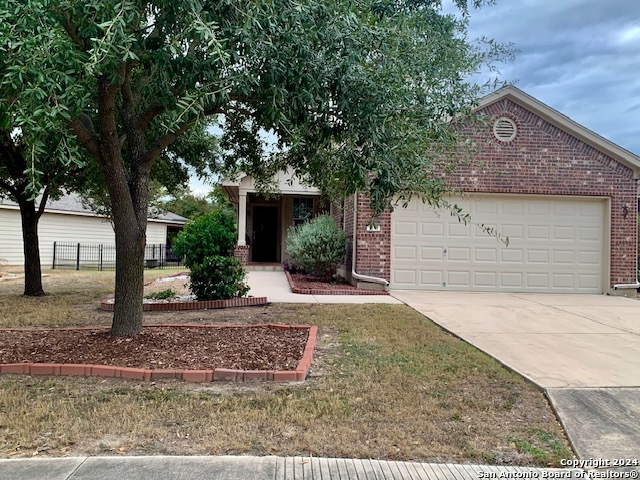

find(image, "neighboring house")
[0,193,188,267]
[223,86,640,297]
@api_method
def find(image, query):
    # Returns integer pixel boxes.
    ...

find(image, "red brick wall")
[343,196,355,274]
[350,97,638,287]
[354,194,392,281]
[233,245,250,265]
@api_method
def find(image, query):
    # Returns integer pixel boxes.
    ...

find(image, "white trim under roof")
[221,169,321,205]
[477,86,640,178]
[0,196,188,225]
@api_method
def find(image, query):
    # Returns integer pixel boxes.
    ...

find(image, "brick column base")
[233,245,250,265]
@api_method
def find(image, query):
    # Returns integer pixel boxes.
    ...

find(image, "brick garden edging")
[100,296,269,311]
[285,270,389,295]
[0,324,318,383]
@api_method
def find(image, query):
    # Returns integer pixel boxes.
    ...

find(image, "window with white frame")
[293,198,314,226]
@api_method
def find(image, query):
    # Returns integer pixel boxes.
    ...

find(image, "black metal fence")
[52,242,184,271]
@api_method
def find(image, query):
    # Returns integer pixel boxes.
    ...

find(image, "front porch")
[222,172,324,265]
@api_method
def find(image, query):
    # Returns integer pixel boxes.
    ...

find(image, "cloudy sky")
[460,0,640,155]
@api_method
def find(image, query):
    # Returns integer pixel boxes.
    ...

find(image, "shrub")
[286,214,346,279]
[172,210,237,268]
[189,255,250,300]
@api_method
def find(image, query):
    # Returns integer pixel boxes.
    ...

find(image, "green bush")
[286,214,346,279]
[172,210,236,268]
[189,255,250,300]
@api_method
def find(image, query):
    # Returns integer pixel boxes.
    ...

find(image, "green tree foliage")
[158,185,215,220]
[172,210,237,268]
[0,0,510,334]
[286,215,346,279]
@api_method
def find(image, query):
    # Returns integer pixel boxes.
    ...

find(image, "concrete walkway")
[247,271,401,304]
[0,455,588,479]
[391,291,640,461]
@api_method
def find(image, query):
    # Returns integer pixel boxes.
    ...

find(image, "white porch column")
[237,192,247,246]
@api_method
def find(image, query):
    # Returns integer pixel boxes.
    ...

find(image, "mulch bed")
[0,325,308,371]
[287,271,389,295]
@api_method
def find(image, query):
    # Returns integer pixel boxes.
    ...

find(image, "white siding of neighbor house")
[0,207,23,265]
[0,206,168,267]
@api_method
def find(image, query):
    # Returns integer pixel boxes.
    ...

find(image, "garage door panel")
[501,272,524,288]
[502,201,525,215]
[579,226,600,241]
[553,250,575,264]
[448,247,470,262]
[552,273,575,288]
[477,201,498,214]
[578,274,600,289]
[393,270,417,285]
[579,203,604,217]
[421,222,444,236]
[528,202,551,215]
[501,248,524,264]
[527,249,549,264]
[474,248,497,263]
[554,203,577,216]
[421,246,443,261]
[447,271,471,287]
[578,250,600,265]
[553,226,576,240]
[527,225,550,239]
[475,224,498,238]
[391,195,605,293]
[394,245,417,260]
[394,221,417,236]
[420,270,443,287]
[502,224,524,238]
[474,271,497,287]
[526,273,550,288]
[448,222,471,237]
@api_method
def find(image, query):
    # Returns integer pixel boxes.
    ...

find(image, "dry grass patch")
[0,272,573,465]
[0,269,177,328]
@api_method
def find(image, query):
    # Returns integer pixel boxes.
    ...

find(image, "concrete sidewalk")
[247,271,401,304]
[0,455,588,479]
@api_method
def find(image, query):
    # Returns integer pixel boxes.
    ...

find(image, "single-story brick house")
[0,193,188,268]
[223,86,640,297]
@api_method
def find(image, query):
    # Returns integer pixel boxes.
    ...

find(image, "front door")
[252,206,278,262]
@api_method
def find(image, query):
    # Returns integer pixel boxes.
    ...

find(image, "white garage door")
[391,195,606,293]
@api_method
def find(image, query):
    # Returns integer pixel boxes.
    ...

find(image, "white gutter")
[351,194,390,287]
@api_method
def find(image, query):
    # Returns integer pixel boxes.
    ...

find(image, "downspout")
[351,194,390,288]
[613,283,640,289]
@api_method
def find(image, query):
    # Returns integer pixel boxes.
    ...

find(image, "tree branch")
[139,104,166,130]
[141,122,192,168]
[59,12,88,51]
[36,184,51,219]
[68,118,100,159]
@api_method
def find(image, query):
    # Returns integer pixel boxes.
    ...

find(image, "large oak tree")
[0,0,509,335]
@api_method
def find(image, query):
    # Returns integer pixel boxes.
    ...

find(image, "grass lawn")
[0,269,573,465]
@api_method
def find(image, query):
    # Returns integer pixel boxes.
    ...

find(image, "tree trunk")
[110,217,146,336]
[18,198,46,297]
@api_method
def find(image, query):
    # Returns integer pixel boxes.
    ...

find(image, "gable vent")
[493,117,517,142]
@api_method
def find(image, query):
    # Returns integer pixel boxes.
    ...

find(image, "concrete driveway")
[391,291,640,462]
